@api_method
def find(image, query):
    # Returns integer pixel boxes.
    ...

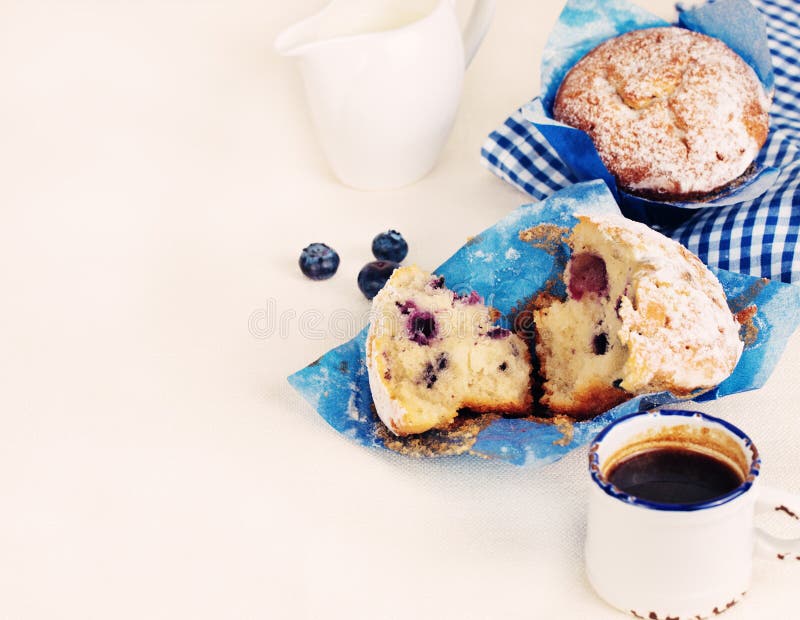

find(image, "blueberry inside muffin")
[366,266,533,436]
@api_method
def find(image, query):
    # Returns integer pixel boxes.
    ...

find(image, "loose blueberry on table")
[371,230,409,263]
[299,243,340,280]
[357,260,400,300]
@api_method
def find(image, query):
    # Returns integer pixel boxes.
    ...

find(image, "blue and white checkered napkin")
[481,0,800,284]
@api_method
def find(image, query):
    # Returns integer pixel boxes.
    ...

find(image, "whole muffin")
[553,27,770,200]
[533,214,743,418]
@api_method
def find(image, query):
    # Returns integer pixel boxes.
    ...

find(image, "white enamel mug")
[586,410,800,619]
[275,0,495,189]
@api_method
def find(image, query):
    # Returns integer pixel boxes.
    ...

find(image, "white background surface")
[1,0,798,618]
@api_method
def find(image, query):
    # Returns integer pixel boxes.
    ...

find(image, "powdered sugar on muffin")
[366,265,532,436]
[553,27,770,199]
[534,214,743,417]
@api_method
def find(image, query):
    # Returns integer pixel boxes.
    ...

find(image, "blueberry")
[421,353,447,388]
[456,291,483,305]
[487,327,510,339]
[407,311,437,345]
[568,253,608,300]
[422,362,438,389]
[357,260,399,300]
[429,276,445,289]
[372,230,408,262]
[593,333,609,355]
[299,243,340,280]
[396,300,417,314]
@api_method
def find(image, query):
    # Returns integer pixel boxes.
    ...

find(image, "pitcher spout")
[275,0,444,57]
[274,7,331,57]
[274,0,376,57]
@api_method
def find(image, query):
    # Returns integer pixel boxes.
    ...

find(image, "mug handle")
[755,485,800,560]
[456,0,496,67]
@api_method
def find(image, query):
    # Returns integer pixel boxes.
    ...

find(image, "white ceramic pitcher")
[275,0,495,190]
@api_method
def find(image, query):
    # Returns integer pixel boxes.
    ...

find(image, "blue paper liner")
[529,0,779,226]
[288,181,800,467]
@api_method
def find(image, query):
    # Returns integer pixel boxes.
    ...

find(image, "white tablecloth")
[1,1,797,617]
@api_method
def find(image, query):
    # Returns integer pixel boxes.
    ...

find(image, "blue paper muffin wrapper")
[527,0,778,219]
[288,181,800,467]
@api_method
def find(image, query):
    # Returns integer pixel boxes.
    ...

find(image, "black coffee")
[606,447,744,505]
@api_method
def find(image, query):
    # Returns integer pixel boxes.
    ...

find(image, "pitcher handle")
[457,0,496,67]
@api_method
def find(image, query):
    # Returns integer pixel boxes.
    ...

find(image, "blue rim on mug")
[588,410,761,512]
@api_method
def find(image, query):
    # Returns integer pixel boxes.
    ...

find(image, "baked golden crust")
[553,27,770,200]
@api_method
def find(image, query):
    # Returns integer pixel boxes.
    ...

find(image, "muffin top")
[553,27,770,199]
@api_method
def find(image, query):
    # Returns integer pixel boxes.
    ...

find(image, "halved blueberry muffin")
[533,214,743,417]
[366,265,533,436]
